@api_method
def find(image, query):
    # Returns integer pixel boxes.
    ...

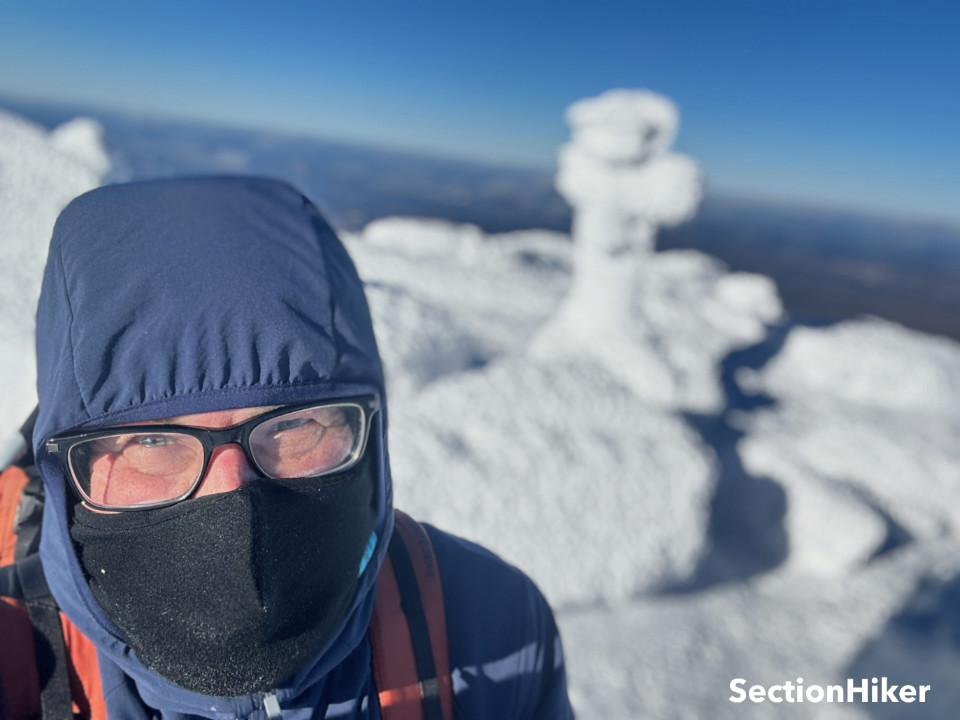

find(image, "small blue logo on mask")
[358,531,378,576]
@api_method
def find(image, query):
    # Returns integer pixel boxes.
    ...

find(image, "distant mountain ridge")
[3,94,959,340]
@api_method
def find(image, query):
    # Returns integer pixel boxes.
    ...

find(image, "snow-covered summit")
[3,89,960,717]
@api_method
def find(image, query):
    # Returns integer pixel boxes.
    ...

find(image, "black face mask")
[69,437,379,697]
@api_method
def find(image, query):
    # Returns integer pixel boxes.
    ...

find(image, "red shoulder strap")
[371,510,454,720]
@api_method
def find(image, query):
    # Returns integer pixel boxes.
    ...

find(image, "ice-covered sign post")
[557,88,701,255]
[533,89,778,411]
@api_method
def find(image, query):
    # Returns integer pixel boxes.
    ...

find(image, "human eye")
[136,434,176,448]
[269,417,310,436]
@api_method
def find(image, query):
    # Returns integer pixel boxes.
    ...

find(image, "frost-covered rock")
[346,216,716,604]
[740,318,960,414]
[49,117,111,177]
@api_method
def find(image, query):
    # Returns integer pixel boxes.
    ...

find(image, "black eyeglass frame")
[44,395,381,512]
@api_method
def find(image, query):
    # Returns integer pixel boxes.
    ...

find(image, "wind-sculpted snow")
[0,111,109,464]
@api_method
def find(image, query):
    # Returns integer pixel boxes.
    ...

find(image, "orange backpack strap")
[371,510,454,720]
[0,579,106,720]
[1,464,106,720]
[0,466,30,567]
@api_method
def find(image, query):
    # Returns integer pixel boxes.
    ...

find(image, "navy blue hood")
[33,177,394,716]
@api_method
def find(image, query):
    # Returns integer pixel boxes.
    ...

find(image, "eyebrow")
[127,406,283,429]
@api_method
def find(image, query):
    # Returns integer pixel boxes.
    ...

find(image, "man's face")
[64,400,381,697]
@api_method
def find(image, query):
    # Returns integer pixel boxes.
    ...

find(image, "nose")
[195,444,259,497]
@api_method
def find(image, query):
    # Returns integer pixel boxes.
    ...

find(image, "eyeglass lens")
[67,403,364,508]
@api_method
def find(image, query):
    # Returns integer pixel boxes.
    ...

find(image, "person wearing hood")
[10,177,573,719]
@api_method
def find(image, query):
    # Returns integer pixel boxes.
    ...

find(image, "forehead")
[150,405,281,430]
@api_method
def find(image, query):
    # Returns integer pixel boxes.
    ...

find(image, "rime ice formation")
[557,90,698,236]
[530,90,780,411]
[738,318,960,576]
[0,112,109,465]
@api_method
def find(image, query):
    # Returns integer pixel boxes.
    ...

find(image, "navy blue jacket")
[31,177,574,719]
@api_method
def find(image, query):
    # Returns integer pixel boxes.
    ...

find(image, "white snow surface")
[0,111,108,465]
[737,318,960,575]
[4,99,960,718]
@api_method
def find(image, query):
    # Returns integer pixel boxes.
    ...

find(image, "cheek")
[87,454,116,504]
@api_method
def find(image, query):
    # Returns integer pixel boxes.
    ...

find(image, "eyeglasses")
[45,396,380,511]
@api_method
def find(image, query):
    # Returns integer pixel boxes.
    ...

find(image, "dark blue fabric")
[426,526,574,720]
[31,177,573,718]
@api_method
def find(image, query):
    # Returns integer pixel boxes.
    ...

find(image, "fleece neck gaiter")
[69,442,379,698]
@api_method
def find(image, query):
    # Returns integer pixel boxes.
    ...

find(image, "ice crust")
[3,93,960,718]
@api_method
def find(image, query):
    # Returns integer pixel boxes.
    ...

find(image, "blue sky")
[1,0,957,223]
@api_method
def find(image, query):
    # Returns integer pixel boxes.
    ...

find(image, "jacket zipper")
[263,691,282,719]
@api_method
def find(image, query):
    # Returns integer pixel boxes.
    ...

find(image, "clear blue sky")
[1,0,957,223]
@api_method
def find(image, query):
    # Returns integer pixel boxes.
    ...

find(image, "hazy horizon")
[3,90,959,231]
[1,1,956,224]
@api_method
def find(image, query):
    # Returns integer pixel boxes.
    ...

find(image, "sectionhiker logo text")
[730,678,930,705]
